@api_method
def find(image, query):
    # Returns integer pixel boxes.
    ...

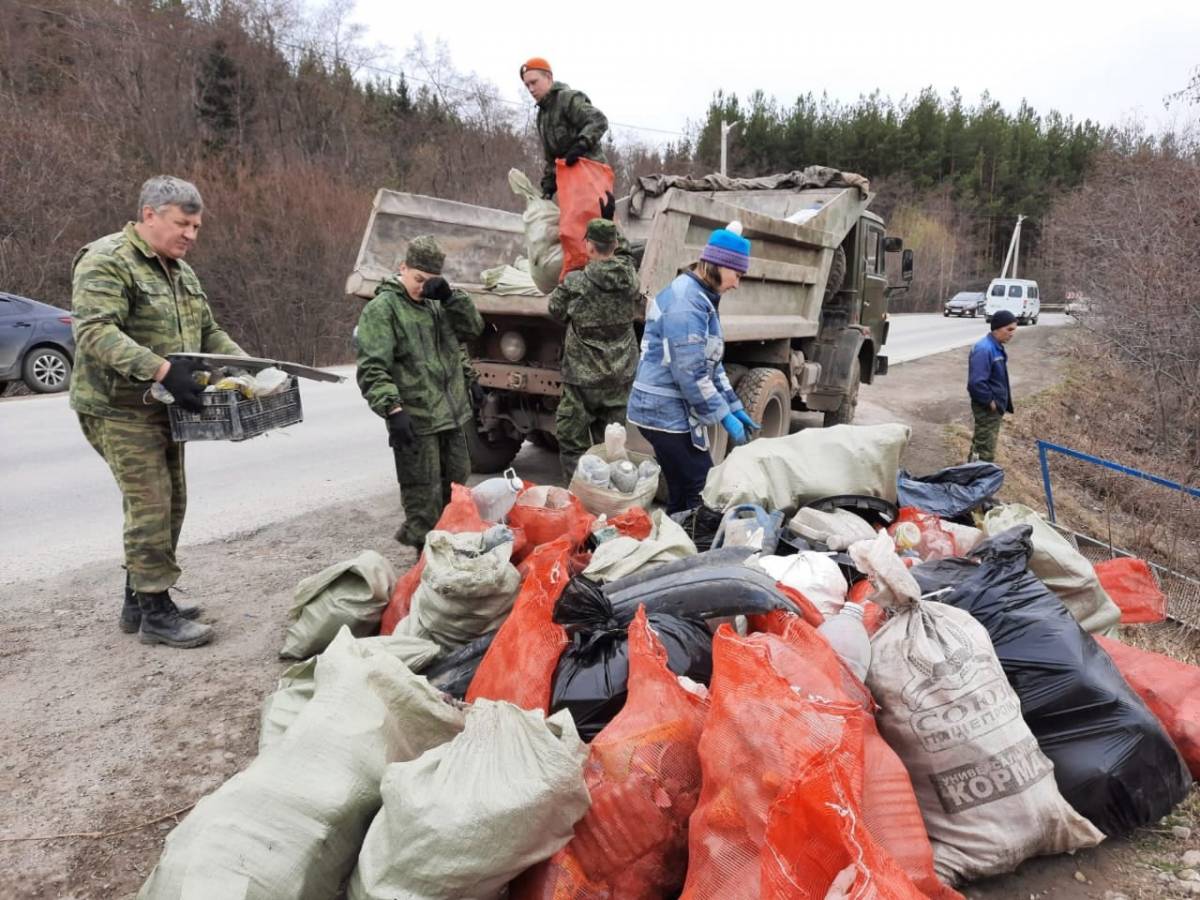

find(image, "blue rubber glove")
[721,412,747,446]
[734,410,761,432]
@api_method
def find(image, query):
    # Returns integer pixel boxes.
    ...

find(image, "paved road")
[0,313,1068,587]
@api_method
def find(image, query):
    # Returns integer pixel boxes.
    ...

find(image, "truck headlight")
[499,330,526,362]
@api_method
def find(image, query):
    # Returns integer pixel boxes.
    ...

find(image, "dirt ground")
[2,324,1196,899]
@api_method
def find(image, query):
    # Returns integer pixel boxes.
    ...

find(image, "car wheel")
[22,346,71,393]
[971,309,978,318]
[943,311,950,317]
[1032,315,1039,325]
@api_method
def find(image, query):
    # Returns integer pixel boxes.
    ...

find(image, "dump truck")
[346,169,914,473]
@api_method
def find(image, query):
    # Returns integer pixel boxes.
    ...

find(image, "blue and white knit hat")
[699,220,751,273]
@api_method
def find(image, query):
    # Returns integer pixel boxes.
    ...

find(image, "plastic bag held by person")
[513,608,709,900]
[851,531,1104,884]
[555,158,615,279]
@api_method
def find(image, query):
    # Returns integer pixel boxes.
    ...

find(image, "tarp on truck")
[630,166,870,216]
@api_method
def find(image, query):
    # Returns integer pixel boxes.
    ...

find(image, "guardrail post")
[1038,440,1056,523]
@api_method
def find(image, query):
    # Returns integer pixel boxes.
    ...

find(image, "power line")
[7,0,689,140]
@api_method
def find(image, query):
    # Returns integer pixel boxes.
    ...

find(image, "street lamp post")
[720,119,740,176]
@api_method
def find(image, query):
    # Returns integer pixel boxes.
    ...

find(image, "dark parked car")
[0,292,75,394]
[943,290,986,318]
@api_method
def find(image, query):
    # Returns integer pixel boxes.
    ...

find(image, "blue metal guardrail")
[1037,440,1200,524]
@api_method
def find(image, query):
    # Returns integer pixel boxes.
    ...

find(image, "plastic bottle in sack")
[816,602,871,683]
[471,467,522,522]
[893,521,922,552]
[604,422,628,461]
[577,454,612,488]
[637,458,660,483]
[609,459,639,493]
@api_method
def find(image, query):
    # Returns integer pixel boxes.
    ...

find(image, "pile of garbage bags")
[141,425,1200,900]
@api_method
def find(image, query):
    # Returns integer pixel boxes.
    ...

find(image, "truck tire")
[736,367,791,440]
[528,430,559,453]
[823,357,860,427]
[823,246,847,304]
[465,425,522,474]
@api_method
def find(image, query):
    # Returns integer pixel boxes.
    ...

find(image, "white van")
[984,278,1040,325]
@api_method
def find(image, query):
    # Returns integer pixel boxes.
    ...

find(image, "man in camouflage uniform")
[71,175,244,649]
[548,214,641,481]
[356,236,484,549]
[519,57,609,199]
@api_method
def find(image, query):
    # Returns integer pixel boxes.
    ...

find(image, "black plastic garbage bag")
[912,525,1192,836]
[897,462,1004,520]
[550,584,712,741]
[600,550,803,623]
[669,504,726,552]
[423,631,496,699]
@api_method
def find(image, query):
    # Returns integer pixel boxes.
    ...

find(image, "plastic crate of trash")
[169,377,303,442]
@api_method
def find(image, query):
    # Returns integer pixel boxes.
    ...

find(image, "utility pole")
[1000,214,1026,278]
[720,119,740,176]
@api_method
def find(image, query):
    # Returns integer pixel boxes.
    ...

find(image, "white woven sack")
[584,509,697,583]
[348,701,590,900]
[281,550,397,659]
[851,532,1104,884]
[701,423,910,514]
[139,629,466,900]
[508,168,563,294]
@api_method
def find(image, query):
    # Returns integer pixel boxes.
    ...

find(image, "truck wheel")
[736,367,791,440]
[823,246,847,304]
[823,357,861,427]
[528,430,559,453]
[465,425,521,474]
[723,363,748,391]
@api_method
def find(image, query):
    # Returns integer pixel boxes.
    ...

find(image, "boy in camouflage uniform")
[548,215,642,481]
[356,236,484,549]
[71,175,245,649]
[519,57,609,199]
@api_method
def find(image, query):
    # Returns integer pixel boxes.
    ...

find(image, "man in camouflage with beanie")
[356,235,484,549]
[519,57,609,200]
[547,201,642,481]
[71,174,246,649]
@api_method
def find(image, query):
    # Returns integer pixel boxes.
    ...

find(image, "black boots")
[134,591,214,648]
[120,577,202,634]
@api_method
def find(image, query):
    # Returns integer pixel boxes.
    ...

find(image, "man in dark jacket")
[520,57,608,199]
[967,310,1017,462]
[356,236,484,548]
[547,212,641,481]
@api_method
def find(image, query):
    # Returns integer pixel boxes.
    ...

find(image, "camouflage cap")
[585,218,617,244]
[404,235,444,274]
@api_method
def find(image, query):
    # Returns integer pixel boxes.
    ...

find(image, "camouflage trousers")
[392,427,470,549]
[970,401,1005,463]
[556,381,631,483]
[78,413,185,593]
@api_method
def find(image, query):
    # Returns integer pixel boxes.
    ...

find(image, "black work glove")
[421,276,453,302]
[469,381,485,409]
[563,140,588,166]
[161,359,208,413]
[599,191,616,221]
[386,409,417,449]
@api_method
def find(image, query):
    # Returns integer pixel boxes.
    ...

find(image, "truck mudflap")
[805,326,866,412]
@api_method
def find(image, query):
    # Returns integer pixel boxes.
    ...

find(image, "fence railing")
[1037,440,1200,629]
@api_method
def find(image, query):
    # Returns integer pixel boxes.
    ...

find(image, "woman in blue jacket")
[627,223,760,512]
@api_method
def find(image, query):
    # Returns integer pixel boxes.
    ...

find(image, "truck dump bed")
[346,172,873,343]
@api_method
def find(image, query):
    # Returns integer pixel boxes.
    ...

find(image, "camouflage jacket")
[69,223,243,422]
[547,238,640,387]
[536,81,608,198]
[355,277,484,434]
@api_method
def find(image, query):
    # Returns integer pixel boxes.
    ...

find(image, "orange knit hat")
[519,57,552,78]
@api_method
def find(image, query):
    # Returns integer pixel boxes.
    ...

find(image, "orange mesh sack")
[508,485,596,551]
[609,507,654,541]
[761,729,927,900]
[380,484,486,634]
[512,606,710,899]
[680,628,864,900]
[757,615,961,900]
[466,538,574,712]
[1094,558,1167,624]
[1097,635,1200,778]
[555,158,615,280]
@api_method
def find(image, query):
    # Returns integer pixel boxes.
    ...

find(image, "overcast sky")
[348,0,1199,146]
